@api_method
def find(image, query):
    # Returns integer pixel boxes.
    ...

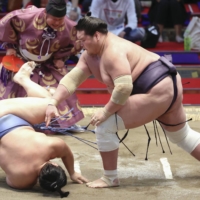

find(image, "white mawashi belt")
[19,48,52,62]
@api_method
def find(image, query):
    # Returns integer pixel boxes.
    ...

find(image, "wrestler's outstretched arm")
[50,137,89,184]
[91,48,133,126]
[45,51,92,126]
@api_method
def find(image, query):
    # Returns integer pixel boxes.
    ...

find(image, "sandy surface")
[0,107,200,200]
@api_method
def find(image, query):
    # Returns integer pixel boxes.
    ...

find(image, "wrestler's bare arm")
[103,48,132,114]
[51,51,92,104]
[49,137,88,183]
[49,138,75,176]
[45,51,92,125]
[75,51,92,74]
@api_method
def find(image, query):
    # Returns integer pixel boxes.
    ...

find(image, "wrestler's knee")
[95,114,126,152]
[164,123,200,153]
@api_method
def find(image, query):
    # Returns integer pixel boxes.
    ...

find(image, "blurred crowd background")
[0,0,199,46]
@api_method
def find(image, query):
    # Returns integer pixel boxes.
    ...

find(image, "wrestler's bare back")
[80,32,160,87]
[0,128,62,189]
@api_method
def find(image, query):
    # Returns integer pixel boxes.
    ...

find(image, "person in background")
[23,0,48,8]
[81,0,92,13]
[66,0,82,22]
[148,0,187,43]
[90,0,145,43]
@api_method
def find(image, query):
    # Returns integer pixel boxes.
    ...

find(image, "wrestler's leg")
[13,61,52,98]
[0,97,49,125]
[158,102,200,161]
[86,150,119,188]
[157,75,200,161]
[87,75,181,188]
[87,115,123,188]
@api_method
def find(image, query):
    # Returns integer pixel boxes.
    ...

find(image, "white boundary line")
[160,158,173,179]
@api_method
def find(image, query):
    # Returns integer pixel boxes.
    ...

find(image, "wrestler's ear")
[94,31,100,42]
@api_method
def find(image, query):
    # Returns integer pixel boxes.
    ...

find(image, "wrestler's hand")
[70,172,89,184]
[6,48,16,56]
[45,105,60,127]
[91,108,112,126]
[53,59,65,68]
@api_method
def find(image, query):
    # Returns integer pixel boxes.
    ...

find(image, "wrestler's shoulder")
[78,50,88,63]
[103,42,127,60]
[107,36,135,55]
[46,136,66,147]
[80,50,97,61]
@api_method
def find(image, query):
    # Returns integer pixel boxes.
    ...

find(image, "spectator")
[134,0,142,21]
[148,0,187,43]
[23,0,48,8]
[81,0,92,13]
[66,0,82,22]
[23,0,30,7]
[90,0,145,43]
[66,0,92,19]
[7,0,23,11]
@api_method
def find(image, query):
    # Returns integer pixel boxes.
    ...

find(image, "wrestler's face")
[77,30,100,56]
[46,14,65,30]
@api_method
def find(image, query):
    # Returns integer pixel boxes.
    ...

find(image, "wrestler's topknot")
[39,163,69,198]
[75,16,108,36]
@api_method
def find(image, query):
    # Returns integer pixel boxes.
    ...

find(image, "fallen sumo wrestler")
[0,61,88,197]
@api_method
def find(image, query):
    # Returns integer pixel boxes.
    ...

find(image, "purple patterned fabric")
[0,6,81,58]
[0,6,84,128]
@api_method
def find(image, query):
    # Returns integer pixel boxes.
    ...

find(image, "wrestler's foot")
[86,176,120,188]
[13,61,36,84]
